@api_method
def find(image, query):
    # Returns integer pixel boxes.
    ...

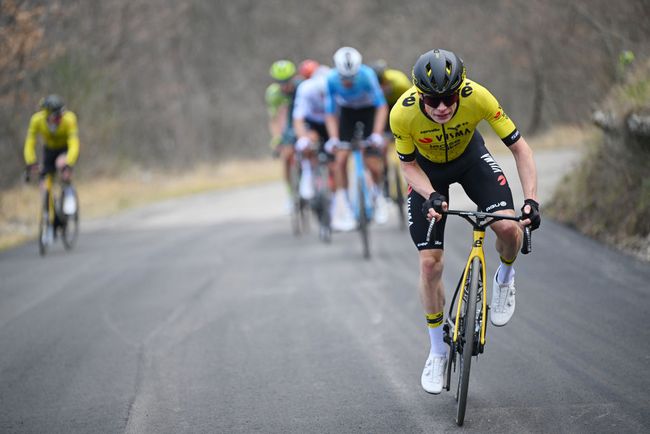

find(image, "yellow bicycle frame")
[43,173,56,224]
[452,228,489,346]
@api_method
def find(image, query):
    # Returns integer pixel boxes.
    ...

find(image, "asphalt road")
[1,149,649,433]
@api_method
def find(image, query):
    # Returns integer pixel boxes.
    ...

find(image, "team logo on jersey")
[497,174,507,186]
[460,84,473,98]
[402,92,417,107]
[418,137,433,144]
[494,110,502,120]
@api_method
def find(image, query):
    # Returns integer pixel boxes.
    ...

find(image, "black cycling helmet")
[412,49,466,95]
[41,94,65,114]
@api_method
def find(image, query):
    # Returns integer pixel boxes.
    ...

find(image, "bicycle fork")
[452,229,488,348]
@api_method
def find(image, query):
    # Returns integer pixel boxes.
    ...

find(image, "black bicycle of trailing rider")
[426,210,532,426]
[311,148,333,243]
[288,151,310,237]
[26,168,80,256]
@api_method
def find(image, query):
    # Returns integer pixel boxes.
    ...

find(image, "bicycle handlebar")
[425,209,533,255]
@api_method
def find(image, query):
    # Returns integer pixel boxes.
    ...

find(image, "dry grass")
[483,123,595,155]
[0,159,281,251]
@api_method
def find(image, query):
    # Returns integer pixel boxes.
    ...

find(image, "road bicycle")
[27,170,80,256]
[348,122,375,259]
[426,210,532,426]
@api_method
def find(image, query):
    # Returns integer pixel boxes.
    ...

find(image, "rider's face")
[47,112,62,131]
[420,93,458,124]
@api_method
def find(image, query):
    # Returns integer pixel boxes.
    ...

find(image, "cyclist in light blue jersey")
[324,47,389,231]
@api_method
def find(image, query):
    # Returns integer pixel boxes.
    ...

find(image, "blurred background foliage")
[1,0,649,187]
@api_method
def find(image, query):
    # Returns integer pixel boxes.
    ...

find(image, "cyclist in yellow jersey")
[390,49,540,394]
[370,60,412,109]
[24,94,80,188]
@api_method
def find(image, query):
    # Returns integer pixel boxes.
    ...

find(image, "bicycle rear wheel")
[392,164,406,231]
[289,162,303,236]
[357,182,370,259]
[456,256,480,426]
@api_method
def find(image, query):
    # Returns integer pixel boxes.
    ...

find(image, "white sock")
[497,262,515,284]
[300,160,312,177]
[428,326,446,357]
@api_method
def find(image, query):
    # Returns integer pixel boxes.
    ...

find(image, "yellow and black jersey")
[390,80,520,164]
[24,110,80,166]
[382,69,412,107]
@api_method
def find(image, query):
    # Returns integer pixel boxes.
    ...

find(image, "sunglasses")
[419,92,459,107]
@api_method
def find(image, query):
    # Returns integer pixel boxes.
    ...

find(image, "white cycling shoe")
[490,265,516,327]
[421,354,447,394]
[373,195,389,225]
[331,205,356,232]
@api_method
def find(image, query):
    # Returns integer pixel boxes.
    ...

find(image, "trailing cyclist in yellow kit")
[391,80,520,164]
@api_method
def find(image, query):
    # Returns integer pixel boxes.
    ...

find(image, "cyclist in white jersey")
[293,65,331,199]
[324,46,389,231]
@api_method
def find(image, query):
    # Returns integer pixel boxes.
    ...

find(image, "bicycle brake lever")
[521,225,532,254]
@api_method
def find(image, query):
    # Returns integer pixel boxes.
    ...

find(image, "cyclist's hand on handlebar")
[421,191,448,222]
[61,164,73,182]
[295,136,312,153]
[24,164,38,182]
[368,132,385,148]
[324,137,340,154]
[520,198,540,230]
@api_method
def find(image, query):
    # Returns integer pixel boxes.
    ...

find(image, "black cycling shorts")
[339,106,375,144]
[407,131,514,250]
[40,147,68,178]
[305,118,330,151]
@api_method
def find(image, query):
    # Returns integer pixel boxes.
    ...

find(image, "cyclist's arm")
[65,112,80,166]
[508,137,538,202]
[324,75,340,141]
[269,105,288,141]
[23,115,39,165]
[325,113,339,141]
[293,116,309,139]
[400,159,435,199]
[372,104,388,135]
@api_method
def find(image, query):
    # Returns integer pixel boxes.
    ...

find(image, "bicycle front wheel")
[456,256,480,426]
[357,182,370,259]
[61,188,80,250]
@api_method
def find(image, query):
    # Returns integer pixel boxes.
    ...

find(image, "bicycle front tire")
[61,203,79,251]
[456,256,480,426]
[357,182,370,259]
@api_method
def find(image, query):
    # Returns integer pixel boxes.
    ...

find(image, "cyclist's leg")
[458,133,519,325]
[54,151,71,182]
[330,109,357,231]
[39,147,61,194]
[409,185,450,393]
[458,134,520,263]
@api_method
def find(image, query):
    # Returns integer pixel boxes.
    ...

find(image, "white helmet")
[333,46,362,78]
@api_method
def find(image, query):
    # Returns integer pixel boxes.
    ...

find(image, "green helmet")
[269,60,296,81]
